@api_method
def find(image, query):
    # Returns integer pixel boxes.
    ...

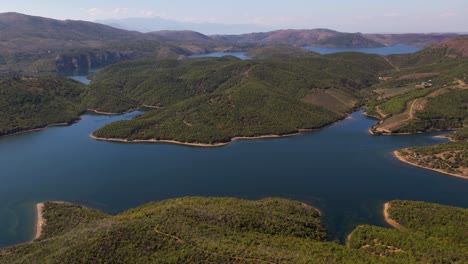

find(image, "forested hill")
[0,198,466,263]
[88,54,391,145]
[0,76,85,136]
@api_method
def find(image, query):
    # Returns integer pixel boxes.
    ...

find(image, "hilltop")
[147,30,212,42]
[0,12,154,53]
[0,198,466,263]
[212,29,384,48]
[212,29,462,48]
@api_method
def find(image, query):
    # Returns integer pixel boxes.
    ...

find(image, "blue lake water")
[189,52,251,60]
[1,110,467,248]
[304,45,423,55]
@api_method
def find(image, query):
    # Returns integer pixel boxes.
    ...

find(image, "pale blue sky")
[1,0,467,33]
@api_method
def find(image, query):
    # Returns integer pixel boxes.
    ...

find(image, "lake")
[188,45,422,60]
[1,109,467,248]
[304,45,423,55]
[189,52,251,60]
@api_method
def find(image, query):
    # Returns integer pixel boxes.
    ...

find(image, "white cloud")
[113,8,129,15]
[86,8,102,17]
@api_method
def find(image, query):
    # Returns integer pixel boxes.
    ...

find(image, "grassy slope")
[88,55,391,144]
[0,76,85,136]
[1,198,466,263]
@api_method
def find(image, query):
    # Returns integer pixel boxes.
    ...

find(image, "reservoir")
[304,45,423,55]
[0,110,466,248]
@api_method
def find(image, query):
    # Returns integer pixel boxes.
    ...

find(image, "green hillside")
[88,55,391,144]
[0,76,85,136]
[1,198,466,263]
[348,200,468,262]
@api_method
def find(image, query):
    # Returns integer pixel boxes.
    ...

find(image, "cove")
[0,109,467,248]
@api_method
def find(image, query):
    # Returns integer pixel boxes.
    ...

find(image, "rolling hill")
[86,54,391,145]
[147,30,212,42]
[0,198,466,263]
[0,76,85,137]
[212,29,462,48]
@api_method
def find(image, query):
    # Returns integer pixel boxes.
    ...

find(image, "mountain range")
[0,12,465,76]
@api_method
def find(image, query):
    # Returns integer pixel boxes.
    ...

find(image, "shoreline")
[88,114,349,147]
[89,132,309,148]
[393,150,467,180]
[383,202,405,231]
[0,120,81,140]
[34,203,45,240]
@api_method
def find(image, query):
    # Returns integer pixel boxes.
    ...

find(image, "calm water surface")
[304,45,422,55]
[189,52,250,60]
[1,110,467,248]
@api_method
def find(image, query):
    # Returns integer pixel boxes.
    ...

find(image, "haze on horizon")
[1,0,467,34]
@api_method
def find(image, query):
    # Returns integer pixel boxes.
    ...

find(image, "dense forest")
[1,198,466,263]
[88,54,391,144]
[0,76,85,136]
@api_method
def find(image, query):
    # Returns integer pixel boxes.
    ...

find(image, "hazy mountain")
[212,29,384,48]
[96,17,272,35]
[147,30,212,42]
[212,29,463,48]
[0,12,161,53]
[364,33,461,47]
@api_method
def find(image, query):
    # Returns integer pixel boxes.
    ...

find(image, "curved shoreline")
[0,120,81,140]
[34,203,45,240]
[88,116,347,147]
[383,202,405,231]
[89,131,313,148]
[393,150,467,180]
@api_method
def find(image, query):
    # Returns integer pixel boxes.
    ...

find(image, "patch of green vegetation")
[397,89,467,133]
[348,200,468,263]
[387,200,468,243]
[379,87,436,116]
[1,198,466,263]
[246,45,319,60]
[452,127,468,141]
[40,202,110,239]
[0,76,85,136]
[398,142,467,177]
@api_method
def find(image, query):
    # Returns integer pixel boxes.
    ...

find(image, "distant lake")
[189,52,251,60]
[1,108,467,248]
[304,45,423,55]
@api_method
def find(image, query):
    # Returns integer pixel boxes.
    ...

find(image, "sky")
[1,0,467,33]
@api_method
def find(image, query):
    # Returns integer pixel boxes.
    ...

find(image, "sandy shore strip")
[393,150,467,180]
[90,130,316,148]
[34,203,45,240]
[86,109,124,115]
[383,202,405,231]
[1,120,81,140]
[88,116,350,147]
[141,104,163,109]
